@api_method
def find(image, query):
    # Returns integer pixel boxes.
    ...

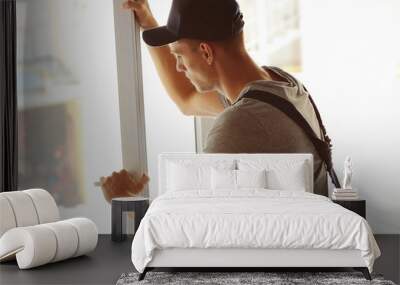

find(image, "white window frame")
[112,0,148,197]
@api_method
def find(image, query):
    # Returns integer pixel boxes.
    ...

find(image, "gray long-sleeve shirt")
[203,66,328,197]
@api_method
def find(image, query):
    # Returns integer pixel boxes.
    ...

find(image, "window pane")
[142,0,196,200]
[16,0,122,233]
[237,0,302,73]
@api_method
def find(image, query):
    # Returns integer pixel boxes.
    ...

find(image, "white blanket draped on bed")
[131,190,380,273]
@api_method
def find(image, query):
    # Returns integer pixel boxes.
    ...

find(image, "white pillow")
[167,162,208,191]
[166,160,235,191]
[237,159,308,192]
[210,168,267,190]
[211,168,236,190]
[236,169,267,189]
[267,163,307,191]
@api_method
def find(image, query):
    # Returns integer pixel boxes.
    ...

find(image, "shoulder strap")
[238,89,341,188]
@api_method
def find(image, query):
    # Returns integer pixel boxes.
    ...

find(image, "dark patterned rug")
[116,271,396,285]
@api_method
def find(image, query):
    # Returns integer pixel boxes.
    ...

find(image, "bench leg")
[354,267,372,280]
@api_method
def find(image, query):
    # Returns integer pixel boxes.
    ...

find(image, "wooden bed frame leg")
[354,267,372,280]
[138,268,148,281]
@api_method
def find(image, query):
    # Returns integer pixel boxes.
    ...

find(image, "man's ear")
[199,42,214,65]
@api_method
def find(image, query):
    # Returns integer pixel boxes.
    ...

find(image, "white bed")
[131,153,380,280]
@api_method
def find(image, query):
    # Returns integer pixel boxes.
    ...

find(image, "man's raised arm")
[122,0,224,117]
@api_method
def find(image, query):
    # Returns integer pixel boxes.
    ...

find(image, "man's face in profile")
[170,40,216,93]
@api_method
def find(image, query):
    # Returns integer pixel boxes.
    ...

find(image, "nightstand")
[332,199,366,219]
[111,197,149,242]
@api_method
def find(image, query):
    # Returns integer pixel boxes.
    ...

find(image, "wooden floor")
[0,235,398,285]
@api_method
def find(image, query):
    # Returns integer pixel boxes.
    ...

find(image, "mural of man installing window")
[100,0,341,201]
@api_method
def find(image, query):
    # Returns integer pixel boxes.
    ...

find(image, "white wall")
[299,0,400,234]
[142,0,196,200]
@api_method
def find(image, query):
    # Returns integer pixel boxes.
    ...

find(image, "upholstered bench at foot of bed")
[0,218,98,269]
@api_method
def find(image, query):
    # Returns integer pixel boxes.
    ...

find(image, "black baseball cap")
[142,0,244,47]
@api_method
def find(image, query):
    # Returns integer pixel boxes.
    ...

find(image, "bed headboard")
[158,153,314,196]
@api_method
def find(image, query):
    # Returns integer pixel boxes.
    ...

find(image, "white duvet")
[131,190,380,273]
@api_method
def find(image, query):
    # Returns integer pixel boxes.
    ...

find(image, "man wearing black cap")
[120,0,332,197]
